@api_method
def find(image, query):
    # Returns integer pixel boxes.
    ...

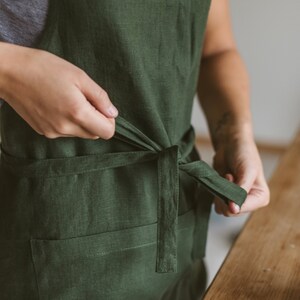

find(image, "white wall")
[192,0,300,146]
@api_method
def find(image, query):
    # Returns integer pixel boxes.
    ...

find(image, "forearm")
[0,42,11,99]
[197,0,270,215]
[0,41,23,101]
[0,41,117,139]
[0,41,34,101]
[197,48,254,150]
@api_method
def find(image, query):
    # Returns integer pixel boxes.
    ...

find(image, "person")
[0,0,269,299]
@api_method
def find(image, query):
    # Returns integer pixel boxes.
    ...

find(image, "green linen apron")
[0,1,247,299]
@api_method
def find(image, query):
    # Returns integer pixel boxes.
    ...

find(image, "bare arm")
[0,41,118,139]
[197,0,269,216]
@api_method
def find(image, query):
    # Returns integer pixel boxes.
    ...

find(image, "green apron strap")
[115,116,162,152]
[179,160,247,207]
[0,149,157,177]
[156,145,180,273]
[113,116,247,273]
[0,115,247,274]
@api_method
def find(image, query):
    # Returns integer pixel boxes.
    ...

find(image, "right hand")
[0,42,118,140]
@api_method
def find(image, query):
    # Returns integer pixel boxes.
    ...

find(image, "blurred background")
[0,0,299,291]
[192,0,300,287]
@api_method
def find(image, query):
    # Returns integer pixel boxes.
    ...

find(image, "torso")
[0,2,215,299]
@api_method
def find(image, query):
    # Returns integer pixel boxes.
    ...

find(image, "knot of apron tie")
[114,116,247,273]
[0,114,247,274]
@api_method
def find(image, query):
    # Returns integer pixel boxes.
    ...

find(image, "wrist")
[0,42,31,101]
[210,111,254,150]
[0,42,13,99]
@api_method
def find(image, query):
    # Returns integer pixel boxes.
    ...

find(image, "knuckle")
[223,212,232,218]
[102,130,114,140]
[101,123,115,140]
[91,135,100,140]
[35,129,44,136]
[262,188,271,207]
[70,105,84,122]
[98,89,109,101]
[54,122,69,135]
[44,131,60,139]
[76,68,88,81]
[72,68,88,87]
[214,201,226,216]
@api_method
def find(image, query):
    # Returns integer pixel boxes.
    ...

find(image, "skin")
[198,0,270,216]
[0,0,269,215]
[0,42,118,140]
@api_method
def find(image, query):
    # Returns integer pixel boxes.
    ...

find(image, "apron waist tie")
[0,115,247,274]
[114,116,247,273]
[155,144,247,272]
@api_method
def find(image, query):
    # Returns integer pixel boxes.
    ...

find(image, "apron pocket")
[30,209,196,300]
[0,149,162,239]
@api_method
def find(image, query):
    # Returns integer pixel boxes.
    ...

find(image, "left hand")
[212,133,270,217]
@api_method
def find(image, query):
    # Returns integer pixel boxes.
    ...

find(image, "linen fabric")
[0,1,246,299]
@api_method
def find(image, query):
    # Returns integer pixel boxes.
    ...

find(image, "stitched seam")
[29,240,41,300]
[85,241,157,257]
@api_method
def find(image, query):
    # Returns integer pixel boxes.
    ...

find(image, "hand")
[212,131,270,217]
[0,42,118,140]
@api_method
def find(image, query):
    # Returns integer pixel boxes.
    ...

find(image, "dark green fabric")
[0,0,247,299]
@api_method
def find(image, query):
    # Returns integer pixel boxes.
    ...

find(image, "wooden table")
[204,130,300,300]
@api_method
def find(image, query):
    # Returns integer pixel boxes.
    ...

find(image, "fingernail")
[233,204,240,214]
[107,105,118,117]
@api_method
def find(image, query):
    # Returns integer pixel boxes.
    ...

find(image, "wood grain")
[203,130,300,300]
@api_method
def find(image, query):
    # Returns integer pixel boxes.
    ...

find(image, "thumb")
[234,169,256,194]
[225,173,241,214]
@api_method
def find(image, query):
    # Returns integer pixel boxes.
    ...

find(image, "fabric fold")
[0,114,247,274]
[114,115,247,273]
